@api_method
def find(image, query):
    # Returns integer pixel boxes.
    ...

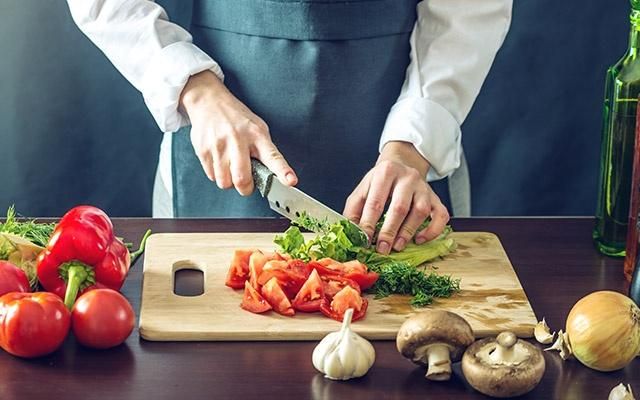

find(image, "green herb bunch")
[0,206,54,248]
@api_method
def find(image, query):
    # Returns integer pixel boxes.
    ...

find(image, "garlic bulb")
[609,383,635,400]
[312,309,375,380]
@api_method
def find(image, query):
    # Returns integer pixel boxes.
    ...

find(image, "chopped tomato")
[248,251,270,290]
[273,252,291,261]
[319,274,360,299]
[229,253,371,321]
[320,286,368,322]
[287,259,313,278]
[258,260,310,299]
[345,270,379,291]
[225,249,256,289]
[312,259,348,275]
[261,277,295,316]
[257,260,289,285]
[311,259,378,291]
[240,281,272,313]
[342,260,368,274]
[292,269,324,312]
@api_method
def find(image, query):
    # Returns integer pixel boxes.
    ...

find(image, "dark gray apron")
[171,0,419,217]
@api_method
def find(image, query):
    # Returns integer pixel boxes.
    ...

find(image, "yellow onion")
[565,291,640,372]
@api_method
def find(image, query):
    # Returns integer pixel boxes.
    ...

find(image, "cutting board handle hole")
[173,260,205,297]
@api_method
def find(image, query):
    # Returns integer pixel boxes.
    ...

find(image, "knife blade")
[251,159,369,243]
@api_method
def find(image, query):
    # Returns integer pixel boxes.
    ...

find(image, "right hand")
[179,70,298,195]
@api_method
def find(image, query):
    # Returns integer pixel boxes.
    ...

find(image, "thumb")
[256,140,298,186]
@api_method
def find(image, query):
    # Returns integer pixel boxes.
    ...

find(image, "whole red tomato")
[0,261,30,296]
[71,289,134,349]
[0,292,70,358]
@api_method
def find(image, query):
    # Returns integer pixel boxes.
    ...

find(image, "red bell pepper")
[0,260,30,296]
[0,292,70,358]
[36,206,132,309]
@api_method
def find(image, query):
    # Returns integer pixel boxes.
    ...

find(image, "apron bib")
[170,0,461,217]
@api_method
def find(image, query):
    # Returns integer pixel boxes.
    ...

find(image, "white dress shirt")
[67,0,512,216]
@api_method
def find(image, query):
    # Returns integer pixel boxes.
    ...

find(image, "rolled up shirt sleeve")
[67,0,224,133]
[380,0,512,180]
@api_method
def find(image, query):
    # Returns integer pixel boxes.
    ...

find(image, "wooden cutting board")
[139,232,537,341]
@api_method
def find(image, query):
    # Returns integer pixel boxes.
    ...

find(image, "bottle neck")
[629,10,640,53]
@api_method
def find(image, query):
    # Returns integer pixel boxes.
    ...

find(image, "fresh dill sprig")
[0,205,55,247]
[368,261,460,307]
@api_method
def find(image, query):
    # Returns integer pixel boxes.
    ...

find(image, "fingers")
[343,171,373,224]
[376,180,414,254]
[392,188,432,252]
[358,163,395,247]
[416,191,450,243]
[197,149,215,182]
[229,141,254,196]
[212,139,232,189]
[191,127,216,182]
[255,139,297,186]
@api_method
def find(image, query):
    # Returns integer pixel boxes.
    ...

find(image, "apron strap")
[448,150,471,217]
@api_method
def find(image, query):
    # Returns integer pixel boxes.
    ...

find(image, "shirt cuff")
[140,42,224,133]
[379,97,462,181]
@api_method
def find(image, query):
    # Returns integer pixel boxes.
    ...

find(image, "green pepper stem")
[130,229,152,265]
[64,264,89,309]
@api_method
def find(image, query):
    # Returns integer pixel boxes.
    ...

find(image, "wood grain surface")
[139,231,537,341]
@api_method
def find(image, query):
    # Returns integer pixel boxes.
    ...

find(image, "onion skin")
[566,291,640,372]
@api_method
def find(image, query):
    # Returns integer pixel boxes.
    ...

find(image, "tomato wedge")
[258,260,309,299]
[319,273,360,299]
[342,260,368,274]
[225,249,256,289]
[240,281,272,313]
[261,277,295,316]
[320,285,368,322]
[344,270,379,291]
[248,251,269,290]
[292,269,324,312]
[311,259,378,290]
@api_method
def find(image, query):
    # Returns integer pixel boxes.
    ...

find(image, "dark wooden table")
[0,218,638,399]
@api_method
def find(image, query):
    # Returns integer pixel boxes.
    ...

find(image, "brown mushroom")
[396,310,475,381]
[462,331,546,398]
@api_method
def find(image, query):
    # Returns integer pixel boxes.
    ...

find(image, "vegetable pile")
[275,214,460,306]
[226,250,377,321]
[0,205,148,358]
[0,206,55,287]
[226,214,460,321]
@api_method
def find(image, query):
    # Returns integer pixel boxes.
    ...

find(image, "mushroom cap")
[396,310,475,364]
[462,334,546,398]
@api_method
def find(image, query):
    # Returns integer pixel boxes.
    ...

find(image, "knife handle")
[251,158,274,197]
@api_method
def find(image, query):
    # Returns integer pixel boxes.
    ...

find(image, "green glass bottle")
[594,0,640,257]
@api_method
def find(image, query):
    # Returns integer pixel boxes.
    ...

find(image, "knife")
[251,159,369,244]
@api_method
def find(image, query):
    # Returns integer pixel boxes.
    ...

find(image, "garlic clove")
[559,331,572,360]
[534,318,555,345]
[544,329,572,360]
[609,383,635,400]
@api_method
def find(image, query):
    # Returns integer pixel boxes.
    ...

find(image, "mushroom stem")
[425,345,452,381]
[485,332,529,366]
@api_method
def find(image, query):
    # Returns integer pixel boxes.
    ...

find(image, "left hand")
[343,141,450,255]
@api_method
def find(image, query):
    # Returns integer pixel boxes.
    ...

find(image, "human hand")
[179,70,297,195]
[343,141,450,255]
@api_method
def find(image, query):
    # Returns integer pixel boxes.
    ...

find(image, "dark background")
[0,1,629,217]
